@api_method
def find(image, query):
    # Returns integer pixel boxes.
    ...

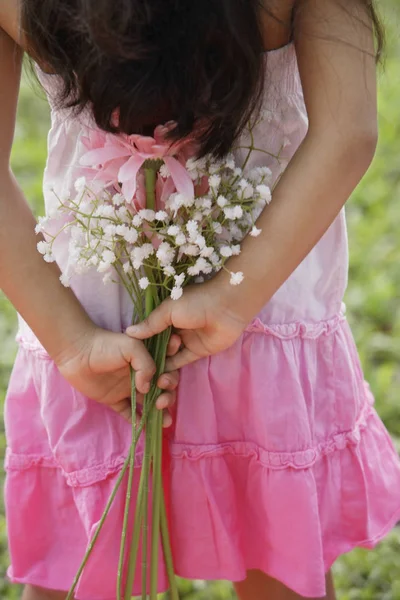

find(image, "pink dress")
[5,44,400,599]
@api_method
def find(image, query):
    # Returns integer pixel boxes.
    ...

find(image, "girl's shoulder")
[259,0,295,52]
[0,0,24,47]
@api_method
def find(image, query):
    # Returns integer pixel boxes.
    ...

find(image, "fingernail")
[143,382,150,394]
[126,326,138,334]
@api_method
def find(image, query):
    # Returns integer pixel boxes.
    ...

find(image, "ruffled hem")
[5,405,400,599]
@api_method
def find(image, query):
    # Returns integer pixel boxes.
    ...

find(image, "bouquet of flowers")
[37,122,272,600]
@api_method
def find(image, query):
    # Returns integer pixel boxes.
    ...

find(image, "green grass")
[1,3,400,597]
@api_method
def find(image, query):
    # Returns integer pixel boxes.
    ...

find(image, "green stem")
[117,370,138,600]
[160,493,179,600]
[144,168,157,211]
[141,403,154,599]
[150,409,163,600]
[66,456,130,600]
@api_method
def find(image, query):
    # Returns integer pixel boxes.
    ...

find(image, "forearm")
[0,169,95,360]
[216,130,376,321]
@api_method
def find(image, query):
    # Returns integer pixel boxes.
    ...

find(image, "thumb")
[126,299,173,340]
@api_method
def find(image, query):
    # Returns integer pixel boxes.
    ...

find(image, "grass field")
[1,3,400,598]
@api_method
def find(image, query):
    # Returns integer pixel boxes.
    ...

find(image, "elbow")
[348,125,378,169]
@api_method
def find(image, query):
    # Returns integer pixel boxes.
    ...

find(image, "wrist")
[46,311,98,368]
[211,268,267,326]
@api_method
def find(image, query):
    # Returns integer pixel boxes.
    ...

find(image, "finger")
[163,411,173,428]
[124,338,157,394]
[167,334,182,357]
[111,398,132,423]
[156,390,176,411]
[165,347,201,371]
[126,300,173,340]
[157,371,179,391]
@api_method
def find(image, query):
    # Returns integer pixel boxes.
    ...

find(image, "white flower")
[231,244,241,256]
[212,222,223,234]
[242,184,254,199]
[163,265,176,277]
[186,220,198,238]
[59,272,71,287]
[181,244,200,257]
[200,246,214,259]
[250,226,262,237]
[174,273,185,287]
[223,207,235,220]
[217,195,228,208]
[159,164,170,178]
[155,210,168,221]
[139,209,156,222]
[102,249,116,264]
[74,177,86,193]
[112,193,125,206]
[193,211,203,222]
[139,277,150,290]
[123,228,138,244]
[175,233,187,246]
[156,242,175,266]
[37,241,52,255]
[167,225,181,236]
[230,271,244,286]
[220,245,233,258]
[256,185,272,204]
[209,174,221,191]
[188,257,212,276]
[132,214,143,227]
[89,255,100,266]
[123,262,131,274]
[209,252,221,266]
[35,216,49,234]
[171,286,183,301]
[103,272,113,285]
[234,206,244,219]
[195,235,206,249]
[224,155,235,170]
[177,193,195,208]
[117,206,130,222]
[233,168,242,177]
[141,243,155,259]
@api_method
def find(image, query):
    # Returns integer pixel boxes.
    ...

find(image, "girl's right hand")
[54,324,181,426]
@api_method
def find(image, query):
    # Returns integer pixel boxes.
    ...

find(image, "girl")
[1,1,400,599]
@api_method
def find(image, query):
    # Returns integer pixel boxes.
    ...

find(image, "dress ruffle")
[5,315,400,599]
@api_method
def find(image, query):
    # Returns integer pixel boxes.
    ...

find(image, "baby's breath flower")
[230,271,244,286]
[163,265,176,277]
[212,222,223,234]
[74,177,86,193]
[256,185,272,204]
[167,225,181,236]
[217,195,228,208]
[171,286,183,301]
[155,210,168,221]
[59,272,71,287]
[175,233,187,246]
[102,249,116,264]
[220,245,233,258]
[250,226,262,237]
[112,193,125,206]
[200,246,214,259]
[181,243,200,257]
[159,164,170,178]
[156,242,175,266]
[174,273,185,287]
[231,244,241,256]
[139,209,156,222]
[209,174,221,191]
[139,277,150,290]
[132,214,143,227]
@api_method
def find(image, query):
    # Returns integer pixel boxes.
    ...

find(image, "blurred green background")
[1,2,400,598]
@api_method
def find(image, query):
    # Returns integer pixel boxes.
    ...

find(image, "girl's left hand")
[126,280,249,371]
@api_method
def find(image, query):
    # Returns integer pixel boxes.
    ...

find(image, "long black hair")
[21,0,384,158]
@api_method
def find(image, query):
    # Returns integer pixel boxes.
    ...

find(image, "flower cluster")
[37,151,272,302]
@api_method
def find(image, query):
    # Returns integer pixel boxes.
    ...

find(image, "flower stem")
[144,167,157,212]
[150,409,163,600]
[117,369,138,600]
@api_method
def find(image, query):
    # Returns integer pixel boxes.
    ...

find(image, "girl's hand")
[54,324,182,426]
[126,280,249,371]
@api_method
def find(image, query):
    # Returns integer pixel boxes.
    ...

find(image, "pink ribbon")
[80,125,194,204]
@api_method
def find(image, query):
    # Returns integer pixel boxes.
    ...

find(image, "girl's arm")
[128,0,378,369]
[0,19,179,420]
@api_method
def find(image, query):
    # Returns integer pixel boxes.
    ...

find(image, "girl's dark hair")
[21,0,384,158]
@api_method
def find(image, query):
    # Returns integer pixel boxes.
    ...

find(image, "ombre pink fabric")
[5,44,400,599]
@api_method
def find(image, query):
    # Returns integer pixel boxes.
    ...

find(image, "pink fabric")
[5,44,400,598]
